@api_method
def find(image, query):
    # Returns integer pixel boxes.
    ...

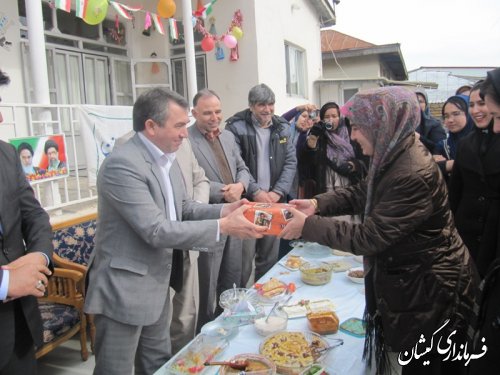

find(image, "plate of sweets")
[254,278,295,304]
[279,254,305,271]
[168,334,228,374]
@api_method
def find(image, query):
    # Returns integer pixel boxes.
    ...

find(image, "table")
[154,243,373,375]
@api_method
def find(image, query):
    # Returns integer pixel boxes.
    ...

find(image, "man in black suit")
[0,69,53,375]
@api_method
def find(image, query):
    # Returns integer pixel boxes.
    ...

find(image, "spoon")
[204,359,249,371]
[265,301,280,323]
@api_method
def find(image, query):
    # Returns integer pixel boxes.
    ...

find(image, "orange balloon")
[157,0,176,19]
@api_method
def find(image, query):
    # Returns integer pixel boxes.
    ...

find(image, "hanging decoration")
[195,10,243,60]
[209,19,224,61]
[231,26,243,40]
[194,0,217,19]
[151,13,165,35]
[105,14,125,44]
[75,0,88,19]
[54,0,71,13]
[83,0,109,25]
[143,11,152,36]
[150,52,160,74]
[169,18,179,41]
[157,0,176,19]
[109,1,142,20]
[201,35,215,52]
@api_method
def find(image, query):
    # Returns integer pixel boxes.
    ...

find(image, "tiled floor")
[37,338,95,375]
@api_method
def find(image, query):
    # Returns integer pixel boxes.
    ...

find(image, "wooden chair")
[36,253,89,360]
[36,210,97,360]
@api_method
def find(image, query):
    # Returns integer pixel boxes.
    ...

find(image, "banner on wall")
[78,105,133,188]
[9,134,69,183]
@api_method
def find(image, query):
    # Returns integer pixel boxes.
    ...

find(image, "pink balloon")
[223,34,237,49]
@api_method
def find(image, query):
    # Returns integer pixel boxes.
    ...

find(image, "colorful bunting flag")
[75,0,87,18]
[110,1,142,20]
[54,0,71,13]
[169,18,179,40]
[152,13,165,35]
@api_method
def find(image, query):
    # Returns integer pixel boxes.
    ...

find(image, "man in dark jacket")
[0,69,53,375]
[226,84,297,284]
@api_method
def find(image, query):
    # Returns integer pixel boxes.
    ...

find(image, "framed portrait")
[9,134,69,183]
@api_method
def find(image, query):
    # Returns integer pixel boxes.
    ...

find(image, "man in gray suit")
[189,89,252,329]
[84,88,265,375]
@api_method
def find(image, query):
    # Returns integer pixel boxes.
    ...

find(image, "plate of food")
[167,334,228,374]
[254,278,291,304]
[279,254,305,271]
[283,299,336,319]
[326,260,352,273]
[259,331,329,375]
[346,268,364,284]
[219,353,276,374]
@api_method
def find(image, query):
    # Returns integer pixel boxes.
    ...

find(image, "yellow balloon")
[157,0,176,19]
[83,0,109,25]
[231,26,243,40]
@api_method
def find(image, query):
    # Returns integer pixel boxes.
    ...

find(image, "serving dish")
[254,278,290,305]
[299,261,333,286]
[283,299,336,319]
[326,260,352,273]
[346,267,364,284]
[279,255,305,271]
[219,353,276,374]
[259,331,329,375]
[200,319,239,340]
[219,287,259,310]
[167,334,228,374]
[254,307,288,336]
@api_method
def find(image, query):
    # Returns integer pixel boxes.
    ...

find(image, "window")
[171,55,207,100]
[343,88,358,102]
[285,43,306,97]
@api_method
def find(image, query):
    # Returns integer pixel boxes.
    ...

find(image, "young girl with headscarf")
[280,86,478,375]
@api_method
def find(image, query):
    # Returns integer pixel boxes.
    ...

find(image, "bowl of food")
[306,310,339,335]
[254,307,288,336]
[346,267,364,284]
[219,353,276,374]
[201,319,239,340]
[299,261,333,286]
[259,331,329,375]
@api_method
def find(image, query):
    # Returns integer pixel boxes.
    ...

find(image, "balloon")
[231,26,243,40]
[201,36,215,52]
[83,0,108,25]
[223,34,237,49]
[157,0,176,19]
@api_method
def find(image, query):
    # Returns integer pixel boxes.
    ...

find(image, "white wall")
[323,55,381,79]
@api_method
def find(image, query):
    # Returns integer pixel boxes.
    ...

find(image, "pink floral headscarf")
[345,86,421,217]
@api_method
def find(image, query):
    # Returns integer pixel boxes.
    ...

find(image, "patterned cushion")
[52,219,96,265]
[38,301,80,344]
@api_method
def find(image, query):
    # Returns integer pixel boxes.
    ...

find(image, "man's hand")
[219,205,267,239]
[221,182,245,203]
[268,191,281,203]
[7,263,51,299]
[253,190,274,203]
[221,198,250,217]
[289,199,317,216]
[1,252,47,270]
[278,207,307,240]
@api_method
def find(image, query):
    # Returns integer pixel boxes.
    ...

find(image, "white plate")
[283,299,336,319]
[278,255,305,271]
[346,268,364,284]
[332,249,351,257]
[326,260,352,273]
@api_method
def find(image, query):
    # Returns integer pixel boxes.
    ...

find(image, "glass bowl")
[219,353,276,374]
[219,287,259,310]
[254,307,288,336]
[299,261,333,286]
[200,319,239,340]
[259,331,329,375]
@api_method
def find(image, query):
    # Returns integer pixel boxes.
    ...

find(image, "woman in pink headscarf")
[281,86,478,374]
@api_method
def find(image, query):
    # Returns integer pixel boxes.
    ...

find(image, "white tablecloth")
[155,243,373,375]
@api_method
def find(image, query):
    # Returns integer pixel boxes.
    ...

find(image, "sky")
[332,0,500,71]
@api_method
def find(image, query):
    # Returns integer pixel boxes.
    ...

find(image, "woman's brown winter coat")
[302,135,478,352]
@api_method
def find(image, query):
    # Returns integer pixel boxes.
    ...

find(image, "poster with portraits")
[9,134,69,183]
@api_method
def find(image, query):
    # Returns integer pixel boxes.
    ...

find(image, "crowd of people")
[1,66,500,375]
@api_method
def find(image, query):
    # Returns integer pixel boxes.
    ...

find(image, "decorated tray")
[167,334,228,374]
[282,299,336,319]
[259,331,329,375]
